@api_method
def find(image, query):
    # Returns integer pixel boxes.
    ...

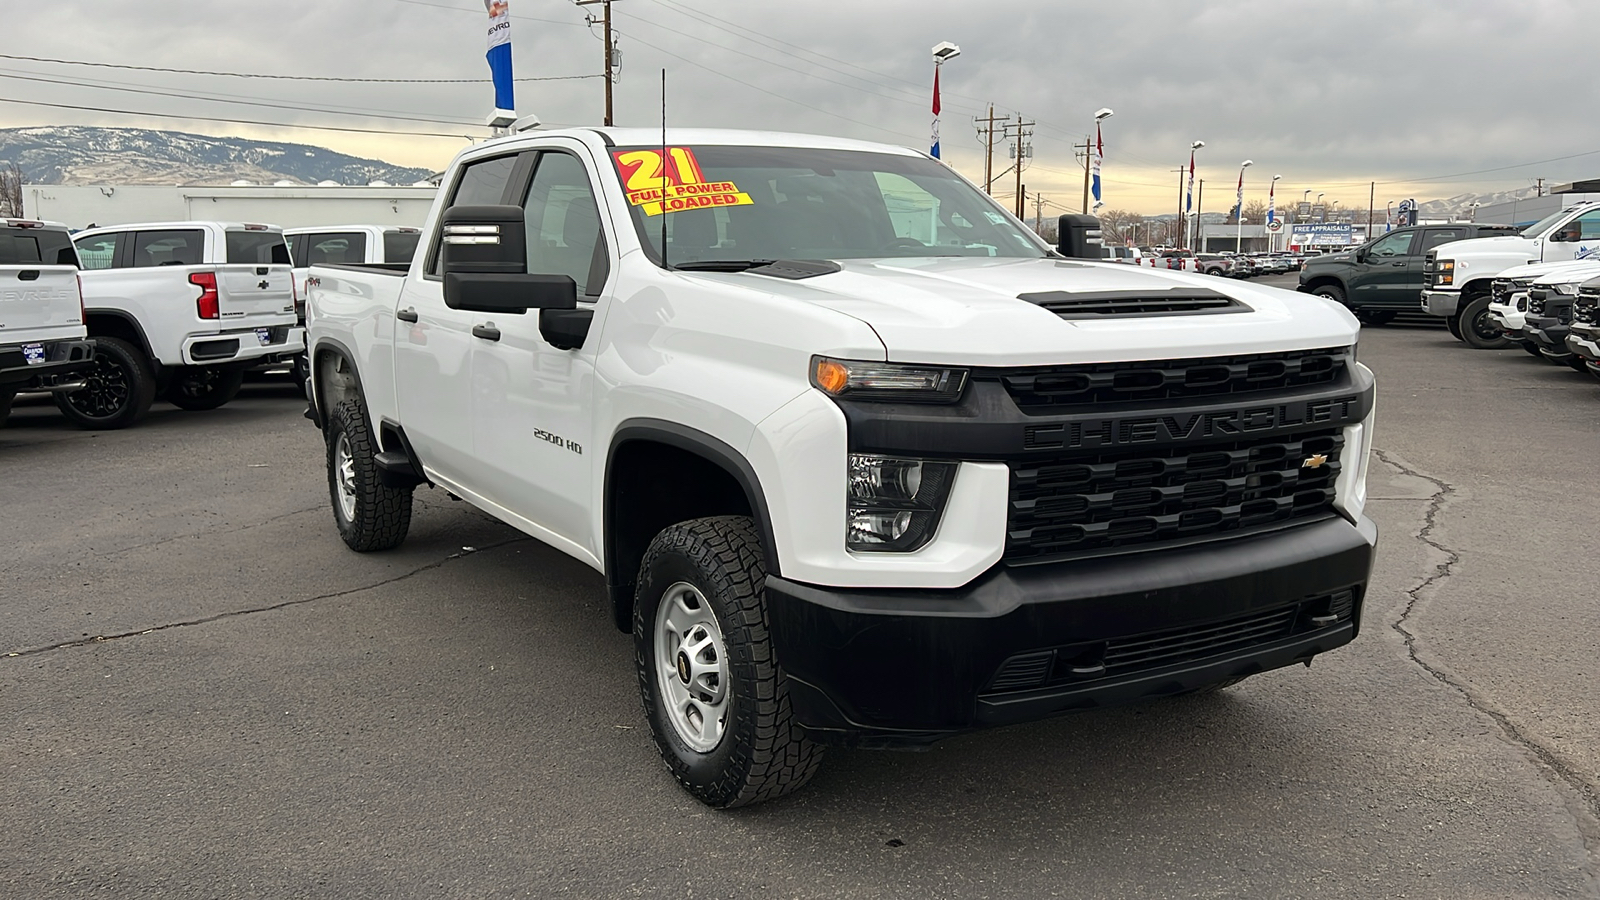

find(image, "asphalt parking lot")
[5,283,1599,899]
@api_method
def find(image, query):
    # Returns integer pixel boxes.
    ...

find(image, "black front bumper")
[0,339,95,391]
[767,515,1376,747]
[1524,316,1571,353]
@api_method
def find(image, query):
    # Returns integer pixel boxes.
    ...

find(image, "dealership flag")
[1090,121,1103,206]
[1267,180,1276,225]
[486,0,514,118]
[930,67,942,159]
[1184,151,1195,216]
[1234,168,1244,220]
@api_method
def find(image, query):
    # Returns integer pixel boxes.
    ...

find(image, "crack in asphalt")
[2,536,533,660]
[1376,448,1600,886]
[88,503,326,561]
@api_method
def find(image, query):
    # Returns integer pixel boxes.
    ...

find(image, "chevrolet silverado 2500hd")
[305,128,1378,808]
[0,219,94,427]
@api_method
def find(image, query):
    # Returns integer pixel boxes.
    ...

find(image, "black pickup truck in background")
[1298,223,1517,323]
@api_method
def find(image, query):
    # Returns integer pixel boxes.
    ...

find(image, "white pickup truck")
[1422,200,1600,348]
[1485,259,1600,360]
[69,221,301,428]
[0,219,94,427]
[306,128,1377,807]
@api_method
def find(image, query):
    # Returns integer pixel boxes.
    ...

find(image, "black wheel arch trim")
[306,335,366,431]
[83,308,155,360]
[605,418,780,630]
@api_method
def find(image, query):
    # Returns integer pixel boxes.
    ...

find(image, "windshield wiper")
[669,259,777,272]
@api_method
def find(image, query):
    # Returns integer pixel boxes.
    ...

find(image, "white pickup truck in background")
[0,218,94,427]
[69,221,301,428]
[281,226,422,386]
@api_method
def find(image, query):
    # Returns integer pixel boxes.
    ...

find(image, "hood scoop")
[1019,288,1247,319]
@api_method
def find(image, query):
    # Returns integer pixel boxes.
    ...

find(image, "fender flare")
[306,335,366,430]
[83,308,155,360]
[605,418,780,630]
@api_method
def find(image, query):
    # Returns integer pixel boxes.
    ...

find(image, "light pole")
[1268,173,1281,253]
[1315,192,1324,222]
[1082,108,1113,213]
[930,42,960,159]
[1470,201,1481,223]
[1235,160,1253,253]
[1185,140,1204,250]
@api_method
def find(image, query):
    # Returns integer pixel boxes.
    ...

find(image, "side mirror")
[1056,214,1103,259]
[440,204,578,314]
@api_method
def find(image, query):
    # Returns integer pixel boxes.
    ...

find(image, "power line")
[0,70,486,129]
[0,96,478,141]
[0,52,598,83]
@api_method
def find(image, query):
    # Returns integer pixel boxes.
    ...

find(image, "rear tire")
[634,516,824,808]
[325,397,412,551]
[54,336,155,430]
[166,366,245,411]
[1458,294,1510,349]
[1357,310,1397,325]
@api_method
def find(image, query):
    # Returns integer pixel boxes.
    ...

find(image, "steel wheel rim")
[333,432,357,522]
[65,350,131,419]
[654,581,730,753]
[1472,311,1501,341]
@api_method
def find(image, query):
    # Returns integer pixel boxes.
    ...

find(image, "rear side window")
[428,153,521,275]
[226,231,291,264]
[132,230,205,268]
[75,233,121,270]
[303,232,368,265]
[1420,229,1465,253]
[383,231,421,264]
[0,227,78,266]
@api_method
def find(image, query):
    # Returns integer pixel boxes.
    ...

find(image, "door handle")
[396,307,419,322]
[1391,261,1406,267]
[472,323,502,342]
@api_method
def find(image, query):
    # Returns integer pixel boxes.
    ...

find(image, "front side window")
[523,152,607,297]
[75,233,121,270]
[132,230,204,267]
[609,145,1050,265]
[1367,231,1416,258]
[429,153,520,275]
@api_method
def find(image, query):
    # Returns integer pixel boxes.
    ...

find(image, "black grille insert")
[1007,431,1343,562]
[997,347,1348,411]
[1019,288,1245,319]
[981,588,1360,695]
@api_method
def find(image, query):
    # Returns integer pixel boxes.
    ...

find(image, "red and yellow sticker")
[613,147,752,217]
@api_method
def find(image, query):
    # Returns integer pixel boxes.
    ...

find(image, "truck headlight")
[1436,260,1454,286]
[812,357,968,403]
[1555,282,1578,296]
[846,455,956,552]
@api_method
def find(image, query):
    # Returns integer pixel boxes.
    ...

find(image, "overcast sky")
[4,1,1593,215]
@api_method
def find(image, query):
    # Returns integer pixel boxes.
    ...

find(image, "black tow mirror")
[440,204,578,314]
[1056,214,1103,260]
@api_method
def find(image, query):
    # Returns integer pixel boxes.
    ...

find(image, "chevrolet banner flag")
[486,0,514,119]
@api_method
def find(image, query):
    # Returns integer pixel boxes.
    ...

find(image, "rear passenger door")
[470,145,613,554]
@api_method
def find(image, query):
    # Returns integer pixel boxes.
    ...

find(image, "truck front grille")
[1006,430,1343,562]
[1575,290,1599,325]
[997,347,1347,411]
[981,588,1360,695]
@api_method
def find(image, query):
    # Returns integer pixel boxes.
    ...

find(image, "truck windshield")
[608,145,1050,264]
[1520,211,1568,238]
[0,226,78,266]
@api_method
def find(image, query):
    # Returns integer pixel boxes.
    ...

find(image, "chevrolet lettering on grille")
[1023,394,1362,451]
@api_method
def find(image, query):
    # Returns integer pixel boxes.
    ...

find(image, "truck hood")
[691,257,1358,366]
[1500,259,1600,283]
[1431,234,1537,265]
[1530,260,1600,286]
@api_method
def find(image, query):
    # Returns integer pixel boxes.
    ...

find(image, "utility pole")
[1535,177,1545,197]
[1367,181,1375,238]
[975,104,1004,194]
[1033,192,1045,233]
[575,0,620,126]
[1196,179,1205,252]
[1004,116,1034,218]
[1078,140,1094,213]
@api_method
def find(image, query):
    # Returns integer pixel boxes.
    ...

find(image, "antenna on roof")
[661,68,669,270]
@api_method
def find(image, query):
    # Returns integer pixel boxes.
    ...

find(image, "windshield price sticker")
[614,148,753,217]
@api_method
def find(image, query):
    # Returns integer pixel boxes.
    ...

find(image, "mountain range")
[0,126,436,186]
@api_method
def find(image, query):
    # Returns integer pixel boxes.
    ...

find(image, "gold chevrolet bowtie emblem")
[1302,453,1329,469]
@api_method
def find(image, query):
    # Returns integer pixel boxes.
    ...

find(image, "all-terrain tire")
[0,391,12,428]
[634,516,824,808]
[1458,294,1510,349]
[166,366,245,411]
[325,397,412,551]
[54,335,156,430]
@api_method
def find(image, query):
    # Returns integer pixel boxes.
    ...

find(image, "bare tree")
[0,161,22,218]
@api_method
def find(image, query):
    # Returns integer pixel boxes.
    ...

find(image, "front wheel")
[1458,295,1510,349]
[1446,314,1463,339]
[54,336,156,430]
[634,516,824,808]
[325,398,412,551]
[166,366,245,411]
